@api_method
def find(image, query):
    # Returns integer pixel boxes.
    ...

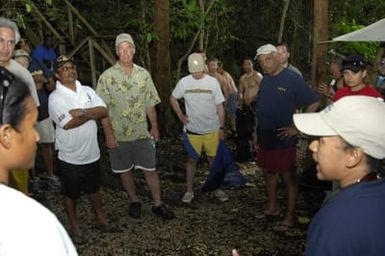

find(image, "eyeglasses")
[0,67,14,125]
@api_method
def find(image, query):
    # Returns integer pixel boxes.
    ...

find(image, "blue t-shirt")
[256,68,318,149]
[31,44,57,71]
[305,179,385,256]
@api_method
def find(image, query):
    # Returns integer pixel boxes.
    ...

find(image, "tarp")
[202,140,246,192]
[332,18,385,42]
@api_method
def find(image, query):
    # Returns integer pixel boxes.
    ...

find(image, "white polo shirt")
[49,80,106,165]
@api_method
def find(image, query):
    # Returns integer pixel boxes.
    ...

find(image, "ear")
[0,124,14,150]
[345,147,364,168]
[362,70,367,78]
[54,72,60,80]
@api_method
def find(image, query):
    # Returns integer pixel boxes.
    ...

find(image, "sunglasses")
[342,59,365,68]
[0,67,14,125]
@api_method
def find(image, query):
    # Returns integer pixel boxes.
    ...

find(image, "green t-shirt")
[96,62,160,141]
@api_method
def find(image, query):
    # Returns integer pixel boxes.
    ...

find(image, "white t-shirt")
[0,185,77,255]
[7,59,40,107]
[49,80,106,164]
[172,74,225,134]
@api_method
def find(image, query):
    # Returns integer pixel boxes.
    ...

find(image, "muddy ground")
[35,136,326,256]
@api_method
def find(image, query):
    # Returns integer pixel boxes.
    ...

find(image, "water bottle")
[150,136,156,149]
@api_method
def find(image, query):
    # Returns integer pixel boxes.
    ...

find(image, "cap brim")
[340,65,362,72]
[293,113,337,136]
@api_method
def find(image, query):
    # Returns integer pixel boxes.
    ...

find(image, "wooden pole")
[311,0,329,88]
[89,39,97,88]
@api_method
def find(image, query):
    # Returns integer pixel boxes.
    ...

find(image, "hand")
[149,127,160,142]
[277,126,299,140]
[316,83,330,96]
[232,249,240,256]
[219,129,225,140]
[178,114,189,125]
[69,108,84,118]
[105,133,118,150]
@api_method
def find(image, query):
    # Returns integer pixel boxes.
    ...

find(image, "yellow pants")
[9,169,29,194]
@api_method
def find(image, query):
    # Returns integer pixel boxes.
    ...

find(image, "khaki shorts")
[109,138,156,173]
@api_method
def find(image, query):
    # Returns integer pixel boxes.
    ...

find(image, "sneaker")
[152,204,175,220]
[46,175,61,189]
[215,189,229,202]
[128,202,141,219]
[181,192,194,203]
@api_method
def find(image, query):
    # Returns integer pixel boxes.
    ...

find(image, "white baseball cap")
[293,96,385,159]
[188,53,205,73]
[254,44,277,60]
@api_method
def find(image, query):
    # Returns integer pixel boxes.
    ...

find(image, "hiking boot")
[215,189,229,202]
[46,175,61,190]
[181,192,194,203]
[152,204,175,220]
[128,202,141,219]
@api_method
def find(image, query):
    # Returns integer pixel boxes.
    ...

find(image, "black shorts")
[57,159,101,200]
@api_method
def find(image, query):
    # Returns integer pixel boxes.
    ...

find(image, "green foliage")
[331,20,379,60]
[170,0,201,40]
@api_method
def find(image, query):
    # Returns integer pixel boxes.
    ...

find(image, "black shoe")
[128,202,141,219]
[152,204,175,220]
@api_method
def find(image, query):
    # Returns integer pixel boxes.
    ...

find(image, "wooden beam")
[62,0,115,61]
[89,39,97,88]
[29,1,64,42]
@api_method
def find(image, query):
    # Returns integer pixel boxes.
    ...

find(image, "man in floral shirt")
[96,33,174,220]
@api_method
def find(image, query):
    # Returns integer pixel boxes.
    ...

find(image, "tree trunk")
[277,0,290,43]
[311,0,329,89]
[154,0,172,134]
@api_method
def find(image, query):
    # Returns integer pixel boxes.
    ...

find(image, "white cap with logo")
[294,96,385,159]
[188,53,205,73]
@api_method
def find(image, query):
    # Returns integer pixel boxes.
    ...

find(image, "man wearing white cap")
[293,96,385,256]
[96,33,174,220]
[255,44,320,230]
[170,53,228,203]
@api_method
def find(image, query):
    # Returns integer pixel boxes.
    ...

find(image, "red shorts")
[257,147,296,174]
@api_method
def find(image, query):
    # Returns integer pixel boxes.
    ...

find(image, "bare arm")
[170,96,189,125]
[64,106,107,130]
[146,106,160,141]
[217,103,225,139]
[100,115,118,149]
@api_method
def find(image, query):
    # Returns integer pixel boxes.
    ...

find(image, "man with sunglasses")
[48,55,114,244]
[334,54,382,101]
[0,17,40,194]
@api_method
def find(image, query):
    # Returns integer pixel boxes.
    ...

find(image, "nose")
[35,129,40,143]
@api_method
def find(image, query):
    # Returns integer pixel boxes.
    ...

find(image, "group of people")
[1,14,385,255]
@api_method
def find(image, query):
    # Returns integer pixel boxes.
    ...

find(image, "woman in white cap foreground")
[293,96,385,256]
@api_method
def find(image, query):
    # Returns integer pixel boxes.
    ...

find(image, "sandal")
[95,223,121,233]
[272,222,294,232]
[70,233,88,245]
